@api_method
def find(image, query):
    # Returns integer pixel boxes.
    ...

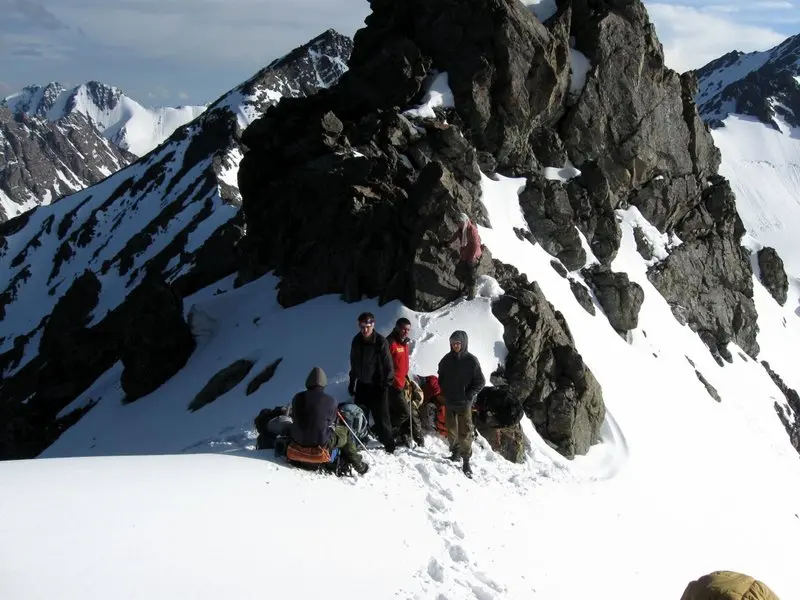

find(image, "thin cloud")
[0,0,68,30]
[647,3,789,72]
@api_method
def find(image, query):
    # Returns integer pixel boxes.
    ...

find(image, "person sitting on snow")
[438,331,485,478]
[387,318,424,447]
[291,367,368,475]
[448,212,482,300]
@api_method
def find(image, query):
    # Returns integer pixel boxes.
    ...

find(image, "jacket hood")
[449,330,469,355]
[305,366,327,388]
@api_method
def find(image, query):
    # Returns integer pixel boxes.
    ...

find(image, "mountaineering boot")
[448,450,460,462]
[462,458,473,479]
[353,462,370,476]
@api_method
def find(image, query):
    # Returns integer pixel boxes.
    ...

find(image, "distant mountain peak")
[694,33,800,130]
[1,81,206,156]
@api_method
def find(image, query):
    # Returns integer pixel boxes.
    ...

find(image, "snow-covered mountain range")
[0,29,353,458]
[694,33,799,129]
[0,107,132,222]
[2,81,208,157]
[1,4,799,599]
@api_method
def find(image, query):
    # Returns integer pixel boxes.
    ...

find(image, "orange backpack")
[286,442,335,464]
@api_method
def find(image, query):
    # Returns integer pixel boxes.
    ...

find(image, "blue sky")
[0,0,796,107]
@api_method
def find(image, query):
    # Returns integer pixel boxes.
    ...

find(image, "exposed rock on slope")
[757,247,788,306]
[0,30,353,460]
[238,0,762,455]
[491,262,605,459]
[0,107,133,222]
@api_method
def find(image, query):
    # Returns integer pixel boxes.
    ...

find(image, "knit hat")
[305,367,327,388]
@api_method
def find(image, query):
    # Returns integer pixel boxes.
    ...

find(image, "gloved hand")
[348,378,356,396]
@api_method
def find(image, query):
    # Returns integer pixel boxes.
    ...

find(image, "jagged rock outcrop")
[475,384,526,463]
[238,105,491,310]
[646,176,758,357]
[761,361,800,457]
[569,279,596,315]
[583,265,644,333]
[0,107,133,222]
[490,261,605,459]
[757,247,788,306]
[519,179,586,271]
[120,277,196,402]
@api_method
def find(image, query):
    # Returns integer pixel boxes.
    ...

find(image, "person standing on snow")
[290,367,369,475]
[448,212,482,300]
[438,330,485,478]
[349,312,396,453]
[387,318,424,447]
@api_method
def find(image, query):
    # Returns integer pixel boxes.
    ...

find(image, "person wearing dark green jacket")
[438,330,485,477]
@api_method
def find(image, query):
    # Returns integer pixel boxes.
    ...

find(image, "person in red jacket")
[387,318,424,446]
[449,212,482,300]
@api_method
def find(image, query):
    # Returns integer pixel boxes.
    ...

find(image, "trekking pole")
[337,410,369,452]
[408,396,415,449]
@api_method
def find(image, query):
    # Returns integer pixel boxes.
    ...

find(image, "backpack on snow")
[475,385,524,427]
[287,442,339,464]
[338,402,369,443]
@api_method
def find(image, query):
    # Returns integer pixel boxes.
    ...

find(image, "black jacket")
[290,387,336,447]
[438,330,485,411]
[350,331,394,389]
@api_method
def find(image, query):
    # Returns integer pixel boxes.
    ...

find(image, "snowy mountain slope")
[0,30,354,458]
[0,107,132,222]
[3,81,207,156]
[694,34,799,129]
[710,115,800,279]
[14,171,800,600]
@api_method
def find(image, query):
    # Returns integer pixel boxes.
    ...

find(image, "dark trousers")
[355,382,394,449]
[388,386,423,444]
[456,259,479,298]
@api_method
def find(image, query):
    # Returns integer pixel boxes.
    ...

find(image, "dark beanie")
[305,367,327,388]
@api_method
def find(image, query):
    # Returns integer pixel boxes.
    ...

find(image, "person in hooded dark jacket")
[348,312,396,453]
[291,366,368,474]
[438,330,485,477]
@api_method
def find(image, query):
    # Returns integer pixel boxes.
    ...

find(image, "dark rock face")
[0,107,133,222]
[120,277,196,402]
[694,34,800,129]
[757,247,788,306]
[476,419,526,463]
[694,370,721,403]
[761,361,800,457]
[490,262,605,459]
[239,105,489,310]
[633,226,655,261]
[348,0,571,172]
[583,265,644,333]
[570,278,596,315]
[645,176,758,357]
[519,178,586,270]
[189,359,255,412]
